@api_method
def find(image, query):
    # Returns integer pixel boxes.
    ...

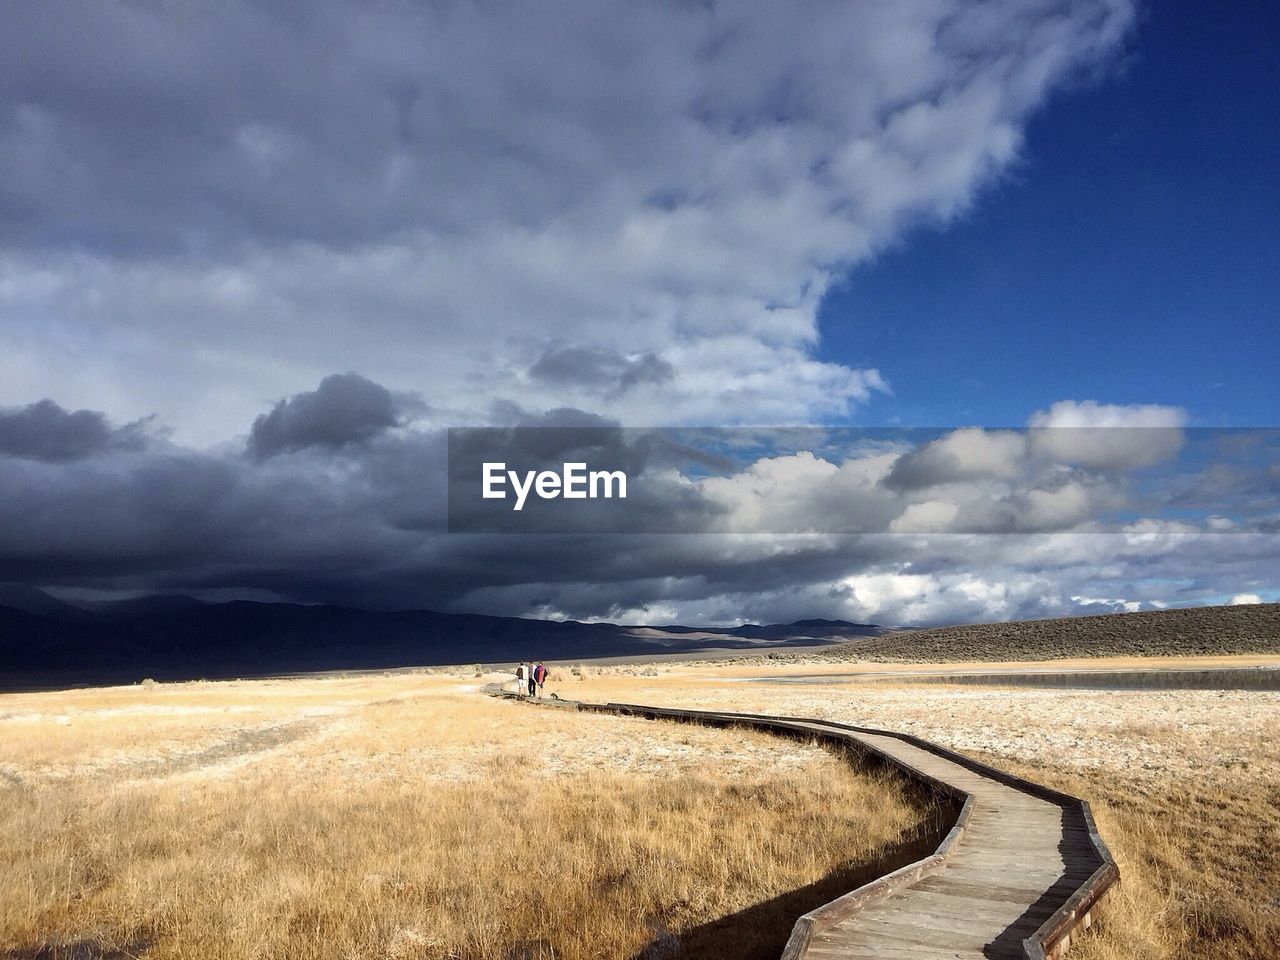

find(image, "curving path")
[760,717,1102,960]
[486,687,1117,960]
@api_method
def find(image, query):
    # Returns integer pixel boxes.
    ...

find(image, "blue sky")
[821,1,1278,428]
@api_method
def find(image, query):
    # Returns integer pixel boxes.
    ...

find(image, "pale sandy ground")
[0,674,825,790]
[570,672,1278,784]
[604,651,1280,675]
[7,656,1274,831]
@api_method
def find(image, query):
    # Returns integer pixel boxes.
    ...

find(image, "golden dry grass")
[569,663,1280,959]
[0,674,931,960]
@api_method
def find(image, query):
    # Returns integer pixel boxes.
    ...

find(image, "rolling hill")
[829,603,1280,663]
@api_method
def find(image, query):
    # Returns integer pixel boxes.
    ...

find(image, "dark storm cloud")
[0,384,876,612]
[1,382,1275,625]
[618,354,675,392]
[247,373,408,459]
[529,347,629,387]
[0,399,149,461]
[529,345,674,395]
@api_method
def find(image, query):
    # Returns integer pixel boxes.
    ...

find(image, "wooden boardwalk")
[489,688,1117,960]
[767,719,1103,960]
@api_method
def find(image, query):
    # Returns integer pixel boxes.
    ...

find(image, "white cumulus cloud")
[1028,400,1187,470]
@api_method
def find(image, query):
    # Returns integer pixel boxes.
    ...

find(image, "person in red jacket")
[533,661,548,696]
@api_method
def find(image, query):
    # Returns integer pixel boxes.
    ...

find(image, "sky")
[819,0,1279,428]
[0,0,1276,628]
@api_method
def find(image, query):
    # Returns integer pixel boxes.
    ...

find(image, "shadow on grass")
[630,818,949,960]
[2,939,152,960]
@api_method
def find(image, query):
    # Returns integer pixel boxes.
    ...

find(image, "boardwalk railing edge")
[776,789,975,960]
[483,687,1118,960]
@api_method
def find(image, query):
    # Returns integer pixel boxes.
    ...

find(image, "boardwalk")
[768,719,1102,960]
[489,688,1116,960]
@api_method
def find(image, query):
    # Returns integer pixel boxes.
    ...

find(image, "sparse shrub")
[140,677,157,690]
[825,603,1279,663]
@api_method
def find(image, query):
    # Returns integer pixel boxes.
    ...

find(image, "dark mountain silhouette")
[0,589,884,690]
[86,594,211,616]
[0,583,86,618]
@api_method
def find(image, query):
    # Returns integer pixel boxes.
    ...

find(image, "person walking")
[526,661,537,697]
[514,662,526,695]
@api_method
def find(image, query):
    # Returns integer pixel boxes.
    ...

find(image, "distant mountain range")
[0,586,884,690]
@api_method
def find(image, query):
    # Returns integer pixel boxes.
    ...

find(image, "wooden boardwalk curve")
[765,718,1104,960]
[487,688,1118,960]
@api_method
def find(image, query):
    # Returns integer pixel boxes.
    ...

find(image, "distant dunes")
[830,603,1280,663]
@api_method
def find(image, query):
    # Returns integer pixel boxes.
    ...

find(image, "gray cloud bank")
[0,399,151,462]
[1,380,1275,626]
[248,372,413,459]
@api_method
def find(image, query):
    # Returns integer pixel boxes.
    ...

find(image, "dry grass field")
[569,659,1280,959]
[0,673,934,960]
[6,652,1276,960]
